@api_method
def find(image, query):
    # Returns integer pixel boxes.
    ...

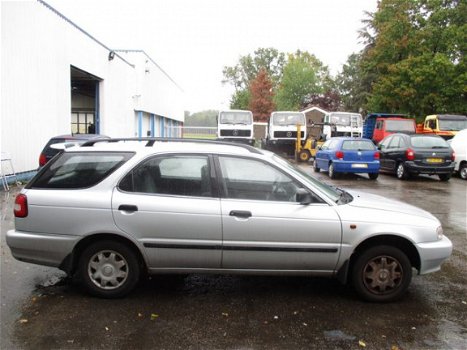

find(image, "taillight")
[374,151,380,160]
[406,148,415,161]
[14,194,28,218]
[451,152,455,161]
[39,153,47,167]
[335,151,344,160]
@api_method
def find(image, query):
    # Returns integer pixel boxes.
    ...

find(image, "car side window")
[327,140,339,150]
[218,156,306,202]
[388,136,401,149]
[119,155,213,197]
[320,140,332,150]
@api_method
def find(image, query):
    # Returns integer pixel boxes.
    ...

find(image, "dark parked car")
[39,134,109,167]
[378,134,455,181]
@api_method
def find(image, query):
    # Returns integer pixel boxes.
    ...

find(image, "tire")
[460,163,467,180]
[351,245,412,302]
[368,173,379,180]
[438,173,451,182]
[329,163,337,179]
[298,150,311,162]
[396,162,409,180]
[313,160,320,172]
[78,240,140,298]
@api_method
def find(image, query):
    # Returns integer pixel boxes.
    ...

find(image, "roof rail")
[81,137,263,154]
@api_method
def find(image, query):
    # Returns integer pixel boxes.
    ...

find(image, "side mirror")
[296,188,313,205]
[377,145,382,150]
[317,145,322,150]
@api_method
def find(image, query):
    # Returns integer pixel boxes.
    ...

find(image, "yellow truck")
[417,114,467,140]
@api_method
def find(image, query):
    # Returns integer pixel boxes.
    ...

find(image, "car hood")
[345,190,437,221]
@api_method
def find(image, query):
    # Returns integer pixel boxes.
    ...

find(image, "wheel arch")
[60,233,147,276]
[339,234,421,284]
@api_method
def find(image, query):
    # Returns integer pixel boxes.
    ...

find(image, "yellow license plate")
[426,158,443,163]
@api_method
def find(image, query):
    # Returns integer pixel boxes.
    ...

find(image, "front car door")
[112,154,222,270]
[216,155,342,272]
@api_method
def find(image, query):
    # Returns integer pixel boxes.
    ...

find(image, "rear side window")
[341,140,376,151]
[30,152,132,189]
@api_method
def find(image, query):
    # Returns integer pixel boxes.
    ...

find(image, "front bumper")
[405,161,455,175]
[415,235,452,274]
[6,230,78,268]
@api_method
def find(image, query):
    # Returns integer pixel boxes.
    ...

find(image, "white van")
[217,110,255,145]
[448,128,467,179]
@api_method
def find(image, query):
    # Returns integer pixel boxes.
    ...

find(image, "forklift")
[295,124,326,162]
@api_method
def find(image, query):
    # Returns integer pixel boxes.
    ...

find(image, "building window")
[72,111,95,134]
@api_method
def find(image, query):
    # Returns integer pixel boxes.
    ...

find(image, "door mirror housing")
[296,188,313,205]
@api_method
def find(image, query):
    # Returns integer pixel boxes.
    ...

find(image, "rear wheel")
[460,163,467,180]
[438,173,451,182]
[368,173,379,180]
[396,162,409,180]
[78,240,140,298]
[328,163,337,179]
[351,246,412,302]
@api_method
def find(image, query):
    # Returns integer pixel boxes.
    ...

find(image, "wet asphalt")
[1,167,466,350]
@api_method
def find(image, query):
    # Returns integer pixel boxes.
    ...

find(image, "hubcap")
[88,250,128,290]
[461,167,467,180]
[362,255,403,295]
[397,164,404,178]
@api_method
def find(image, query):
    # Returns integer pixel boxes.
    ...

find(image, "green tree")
[230,89,251,110]
[222,48,286,91]
[248,69,275,122]
[274,51,327,111]
[356,0,466,116]
[184,110,218,127]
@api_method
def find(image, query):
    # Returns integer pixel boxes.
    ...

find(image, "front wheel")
[351,246,412,302]
[298,150,311,162]
[78,240,140,298]
[313,160,320,172]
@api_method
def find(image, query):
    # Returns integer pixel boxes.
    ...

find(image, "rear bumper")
[405,161,455,175]
[6,230,78,268]
[416,235,452,274]
[333,161,380,173]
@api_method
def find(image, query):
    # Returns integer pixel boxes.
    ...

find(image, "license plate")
[426,158,443,163]
[351,163,368,168]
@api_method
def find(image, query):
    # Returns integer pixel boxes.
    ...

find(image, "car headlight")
[436,226,444,240]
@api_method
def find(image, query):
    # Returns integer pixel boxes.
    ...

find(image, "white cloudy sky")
[45,0,378,112]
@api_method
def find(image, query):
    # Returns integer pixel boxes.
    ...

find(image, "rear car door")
[217,156,342,271]
[112,154,222,269]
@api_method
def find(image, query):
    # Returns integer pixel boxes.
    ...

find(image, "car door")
[316,139,338,171]
[378,136,392,169]
[385,135,403,172]
[112,154,222,269]
[216,155,342,271]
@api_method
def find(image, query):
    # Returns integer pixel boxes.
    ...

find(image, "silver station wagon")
[7,138,452,302]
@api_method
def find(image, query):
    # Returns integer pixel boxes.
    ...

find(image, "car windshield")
[438,119,467,131]
[272,154,342,203]
[341,140,376,151]
[410,136,450,149]
[272,112,305,126]
[219,111,253,125]
[385,119,415,132]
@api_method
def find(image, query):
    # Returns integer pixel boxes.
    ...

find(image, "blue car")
[313,137,380,179]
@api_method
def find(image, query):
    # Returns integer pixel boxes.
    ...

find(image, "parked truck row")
[217,110,467,157]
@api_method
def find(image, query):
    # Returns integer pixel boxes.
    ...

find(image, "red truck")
[363,114,417,144]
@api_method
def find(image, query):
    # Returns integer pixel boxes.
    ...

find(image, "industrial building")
[1,0,184,175]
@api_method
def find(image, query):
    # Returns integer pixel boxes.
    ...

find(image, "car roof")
[50,134,109,140]
[65,138,265,157]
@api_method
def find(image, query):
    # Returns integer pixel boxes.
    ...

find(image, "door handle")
[118,204,138,212]
[229,210,252,219]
